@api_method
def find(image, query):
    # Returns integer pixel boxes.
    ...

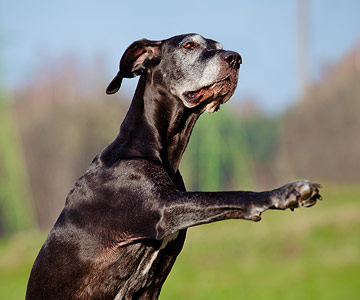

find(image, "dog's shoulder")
[53,156,176,245]
[65,156,173,204]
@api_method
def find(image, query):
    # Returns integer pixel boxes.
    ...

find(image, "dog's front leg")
[156,180,321,238]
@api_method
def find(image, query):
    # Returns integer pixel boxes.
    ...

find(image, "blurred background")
[1,0,359,299]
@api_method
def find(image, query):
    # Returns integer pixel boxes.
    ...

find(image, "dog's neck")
[101,74,201,178]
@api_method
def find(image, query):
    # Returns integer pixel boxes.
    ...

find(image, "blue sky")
[1,0,360,113]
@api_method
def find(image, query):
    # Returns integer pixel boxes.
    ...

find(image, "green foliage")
[181,108,254,191]
[0,96,34,235]
[241,116,282,165]
[180,108,283,191]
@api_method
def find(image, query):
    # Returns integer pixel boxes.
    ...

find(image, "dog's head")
[106,34,241,113]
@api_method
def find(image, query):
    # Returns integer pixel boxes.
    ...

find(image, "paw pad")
[278,180,323,210]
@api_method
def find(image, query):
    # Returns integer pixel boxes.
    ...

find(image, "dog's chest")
[114,231,180,300]
[141,231,180,276]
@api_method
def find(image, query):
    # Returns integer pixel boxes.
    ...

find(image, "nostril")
[221,51,242,69]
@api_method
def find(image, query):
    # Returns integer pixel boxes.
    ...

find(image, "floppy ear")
[106,39,162,95]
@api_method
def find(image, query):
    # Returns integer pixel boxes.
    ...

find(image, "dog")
[26,33,322,300]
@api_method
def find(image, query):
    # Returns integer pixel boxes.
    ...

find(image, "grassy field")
[1,184,359,299]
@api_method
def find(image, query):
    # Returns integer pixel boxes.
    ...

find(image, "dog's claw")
[273,180,323,211]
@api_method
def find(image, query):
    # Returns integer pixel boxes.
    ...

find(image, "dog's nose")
[221,51,242,69]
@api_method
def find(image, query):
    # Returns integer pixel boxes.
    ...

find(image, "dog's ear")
[106,39,162,95]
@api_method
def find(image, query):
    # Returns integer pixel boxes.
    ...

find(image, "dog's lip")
[183,75,231,105]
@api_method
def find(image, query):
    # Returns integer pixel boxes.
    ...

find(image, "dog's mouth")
[183,76,230,104]
[182,74,237,112]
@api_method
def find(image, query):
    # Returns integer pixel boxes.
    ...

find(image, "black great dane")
[26,34,322,300]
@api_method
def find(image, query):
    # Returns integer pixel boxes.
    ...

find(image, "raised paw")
[272,180,323,210]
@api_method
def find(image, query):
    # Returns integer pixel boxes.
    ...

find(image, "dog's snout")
[221,51,242,69]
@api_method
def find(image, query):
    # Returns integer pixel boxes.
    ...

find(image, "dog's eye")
[183,42,197,50]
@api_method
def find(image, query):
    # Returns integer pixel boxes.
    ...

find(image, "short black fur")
[26,34,322,300]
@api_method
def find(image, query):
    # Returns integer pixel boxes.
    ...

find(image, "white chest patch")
[141,231,180,275]
[114,231,180,300]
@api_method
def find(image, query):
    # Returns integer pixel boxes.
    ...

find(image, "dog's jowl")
[26,34,322,300]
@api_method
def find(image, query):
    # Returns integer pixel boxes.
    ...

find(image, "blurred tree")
[0,96,34,235]
[14,101,127,230]
[241,115,283,188]
[181,108,254,191]
[13,54,129,230]
[279,44,360,183]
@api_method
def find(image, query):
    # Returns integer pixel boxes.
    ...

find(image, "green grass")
[0,231,46,300]
[1,185,359,299]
